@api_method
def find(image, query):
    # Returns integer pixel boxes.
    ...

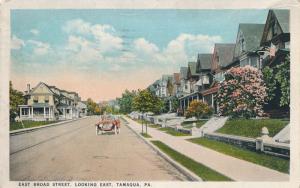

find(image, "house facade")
[232,23,265,69]
[260,9,290,68]
[19,82,87,121]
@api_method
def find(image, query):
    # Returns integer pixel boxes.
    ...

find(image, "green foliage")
[275,55,290,107]
[189,137,289,173]
[105,105,119,114]
[117,89,137,114]
[262,66,277,101]
[9,81,25,122]
[10,120,59,131]
[151,140,232,181]
[133,89,163,114]
[217,118,289,138]
[262,55,290,108]
[141,132,152,138]
[86,98,100,115]
[185,100,213,119]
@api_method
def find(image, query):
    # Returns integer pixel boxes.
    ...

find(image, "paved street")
[10,116,188,181]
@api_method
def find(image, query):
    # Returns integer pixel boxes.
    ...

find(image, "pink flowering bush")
[217,66,267,118]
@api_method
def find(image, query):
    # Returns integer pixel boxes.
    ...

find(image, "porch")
[57,104,77,120]
[19,104,55,121]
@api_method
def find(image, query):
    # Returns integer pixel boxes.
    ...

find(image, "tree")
[185,100,213,119]
[166,78,174,96]
[10,81,25,122]
[262,55,290,108]
[217,66,267,118]
[133,89,163,133]
[117,89,137,114]
[86,98,100,115]
[275,55,290,107]
[262,66,277,102]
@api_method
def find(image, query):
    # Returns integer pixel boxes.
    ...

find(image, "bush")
[217,66,267,118]
[185,100,213,119]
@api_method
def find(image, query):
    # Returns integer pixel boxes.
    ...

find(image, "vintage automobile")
[95,116,121,135]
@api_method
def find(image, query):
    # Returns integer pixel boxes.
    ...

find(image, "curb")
[122,116,202,182]
[10,116,89,136]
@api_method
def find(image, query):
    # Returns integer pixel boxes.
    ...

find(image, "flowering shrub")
[185,100,213,119]
[217,65,267,118]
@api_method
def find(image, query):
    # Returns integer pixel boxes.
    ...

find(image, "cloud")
[133,38,159,55]
[130,34,222,71]
[28,40,51,55]
[63,19,122,54]
[65,35,104,64]
[30,29,40,36]
[11,35,25,50]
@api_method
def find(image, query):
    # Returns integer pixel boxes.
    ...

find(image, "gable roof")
[214,43,235,68]
[188,62,198,76]
[180,67,188,80]
[260,9,290,46]
[196,54,212,72]
[29,82,55,95]
[240,23,265,51]
[233,23,265,59]
[273,9,289,33]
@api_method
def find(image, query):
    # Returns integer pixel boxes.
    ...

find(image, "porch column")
[31,107,33,118]
[70,108,73,119]
[48,107,51,119]
[63,108,66,119]
[43,107,46,119]
[212,94,214,108]
[19,107,22,118]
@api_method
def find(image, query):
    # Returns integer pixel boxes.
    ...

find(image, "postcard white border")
[1,0,300,187]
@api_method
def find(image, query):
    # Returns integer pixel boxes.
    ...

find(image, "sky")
[11,9,268,101]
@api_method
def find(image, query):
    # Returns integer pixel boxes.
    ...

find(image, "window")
[285,41,290,49]
[33,96,38,103]
[240,38,245,52]
[45,96,49,103]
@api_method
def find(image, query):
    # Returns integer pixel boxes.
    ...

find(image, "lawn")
[217,118,289,138]
[151,140,232,181]
[158,127,190,136]
[188,137,289,174]
[141,132,152,138]
[133,119,161,128]
[181,120,207,129]
[10,120,59,131]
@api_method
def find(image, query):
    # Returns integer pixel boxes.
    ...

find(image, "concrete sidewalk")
[123,116,289,181]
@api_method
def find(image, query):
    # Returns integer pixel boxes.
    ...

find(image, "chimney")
[27,84,30,93]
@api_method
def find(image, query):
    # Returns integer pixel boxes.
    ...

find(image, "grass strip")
[10,120,59,131]
[188,137,289,174]
[158,127,190,136]
[141,132,152,138]
[217,119,289,138]
[151,140,232,181]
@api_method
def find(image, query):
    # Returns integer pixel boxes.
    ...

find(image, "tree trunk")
[146,120,148,134]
